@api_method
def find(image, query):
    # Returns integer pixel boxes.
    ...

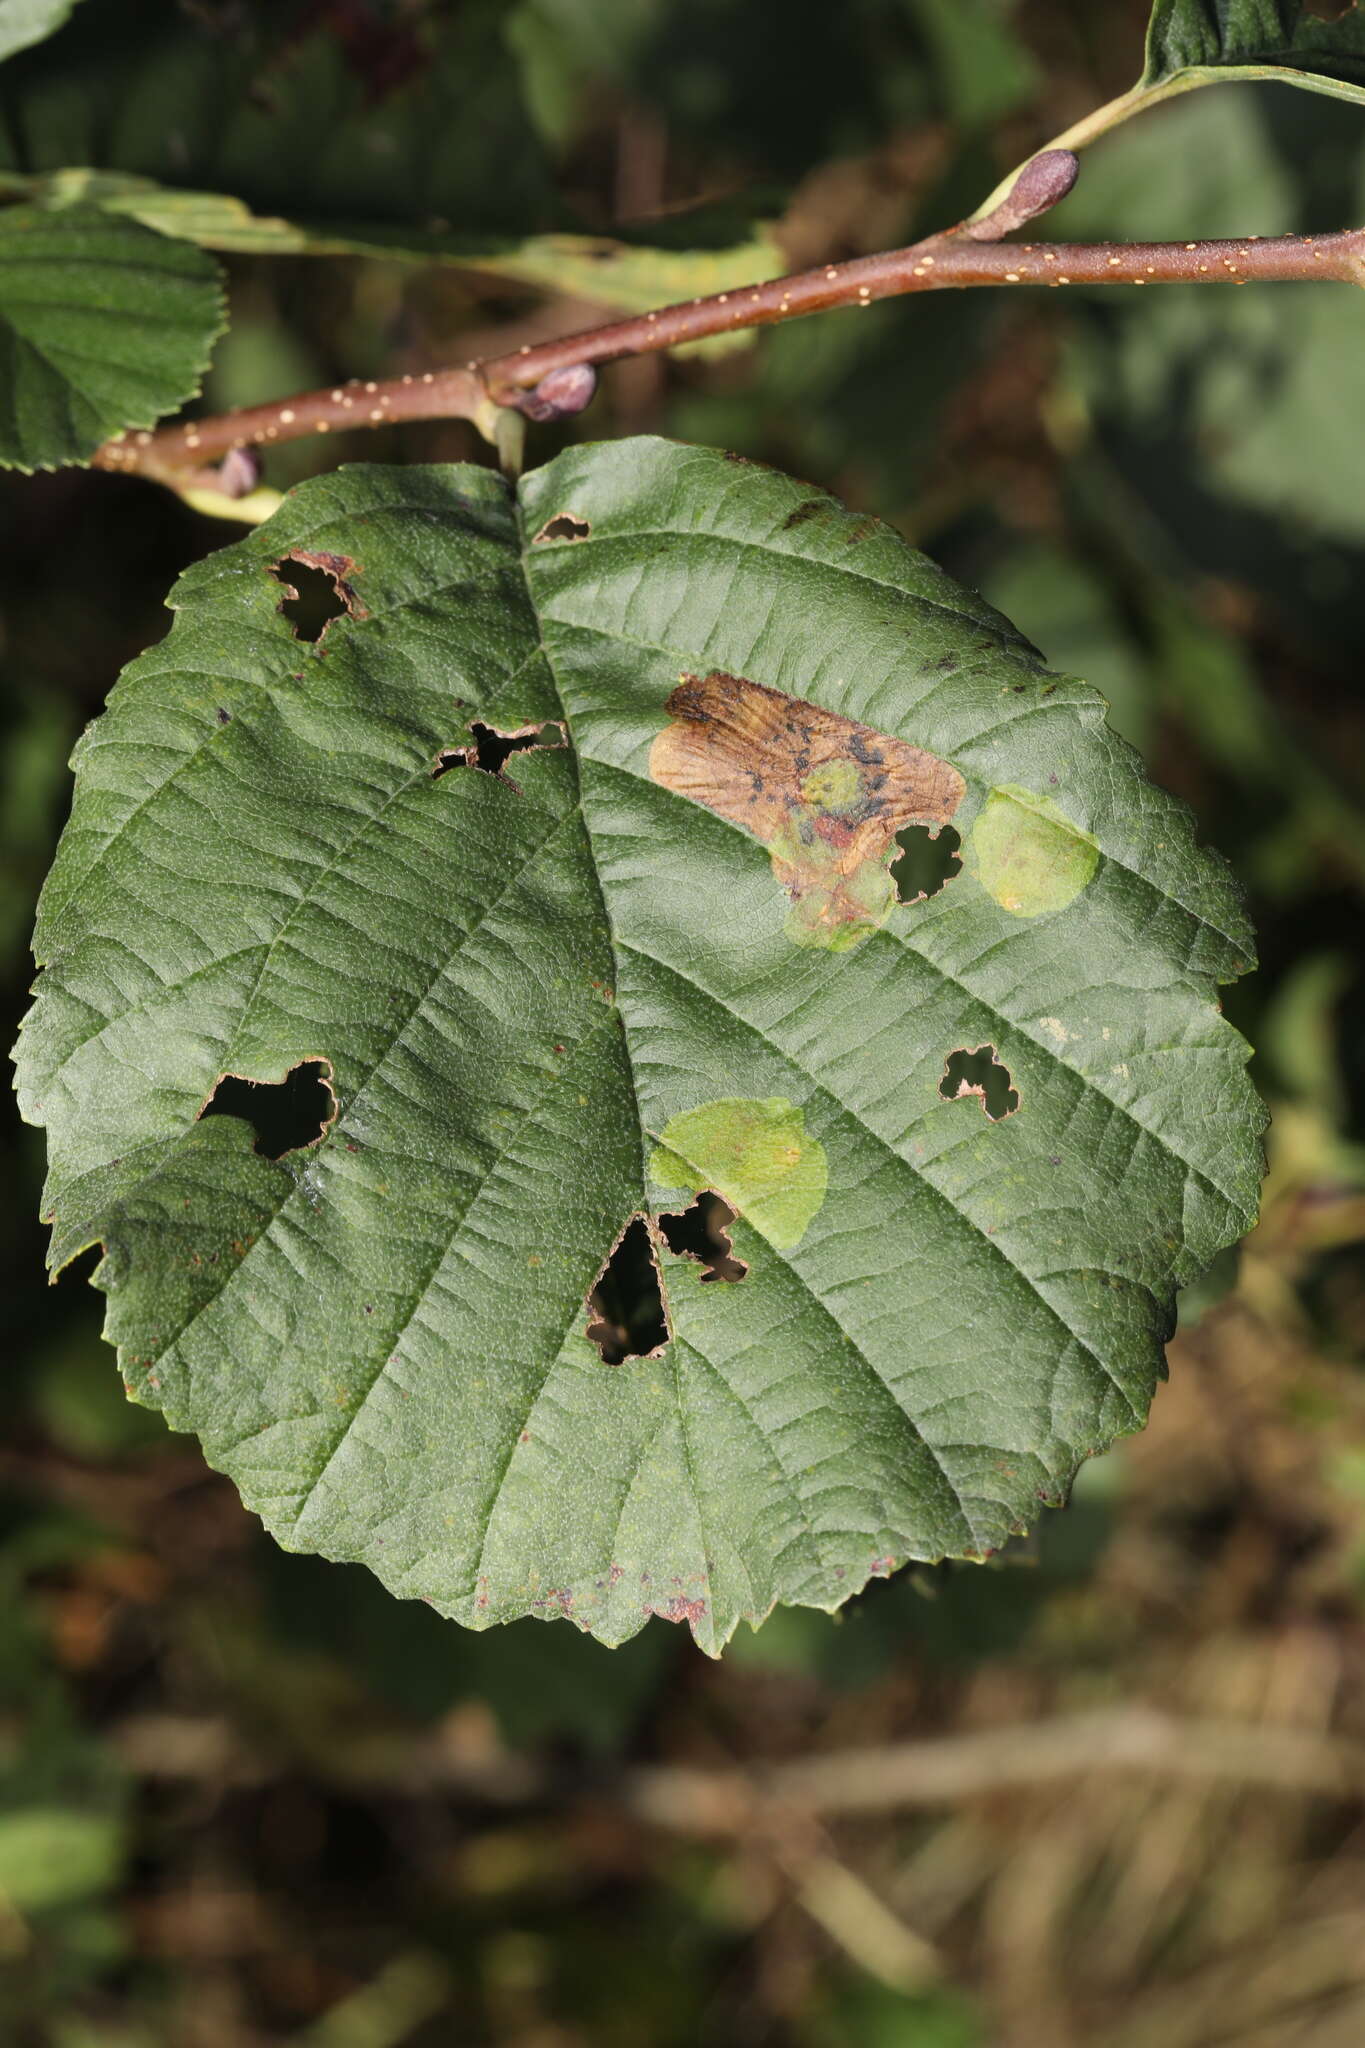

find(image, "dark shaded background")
[3,3,1365,2043]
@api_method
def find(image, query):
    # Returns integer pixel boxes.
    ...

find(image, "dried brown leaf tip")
[649,671,965,949]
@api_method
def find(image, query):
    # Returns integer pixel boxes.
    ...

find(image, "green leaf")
[0,168,782,344]
[0,0,85,63]
[14,443,1265,1653]
[0,1808,122,1913]
[1143,0,1365,107]
[0,205,223,470]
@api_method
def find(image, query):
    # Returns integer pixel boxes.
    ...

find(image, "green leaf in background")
[0,168,783,345]
[1143,0,1365,107]
[14,442,1264,1652]
[0,206,223,470]
[0,0,84,63]
[0,1808,121,1914]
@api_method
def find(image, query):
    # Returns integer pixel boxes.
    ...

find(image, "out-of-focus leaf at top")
[0,0,85,62]
[0,167,783,348]
[15,442,1263,1653]
[0,0,556,240]
[0,206,224,471]
[1143,0,1365,107]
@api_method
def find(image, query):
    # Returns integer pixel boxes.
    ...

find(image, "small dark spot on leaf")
[199,1058,336,1159]
[891,823,962,904]
[659,1192,747,1283]
[270,552,366,641]
[433,720,568,783]
[782,497,827,532]
[586,1217,668,1364]
[216,707,231,725]
[939,1045,1020,1122]
[533,513,590,544]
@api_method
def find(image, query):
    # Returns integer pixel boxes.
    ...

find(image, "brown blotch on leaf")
[659,1192,748,1283]
[647,1594,708,1628]
[270,552,367,641]
[533,513,591,544]
[938,1044,1020,1122]
[586,1216,669,1364]
[649,671,965,948]
[433,719,567,785]
[199,1058,337,1158]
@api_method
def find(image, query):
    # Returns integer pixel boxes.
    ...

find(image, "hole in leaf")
[586,1218,668,1364]
[939,1045,1019,1122]
[270,552,365,641]
[891,823,962,904]
[533,513,591,543]
[659,1193,748,1283]
[433,721,567,781]
[200,1059,337,1159]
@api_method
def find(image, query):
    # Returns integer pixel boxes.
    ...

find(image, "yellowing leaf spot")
[971,784,1099,919]
[650,1097,827,1250]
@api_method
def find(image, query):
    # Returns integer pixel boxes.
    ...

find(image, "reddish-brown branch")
[93,225,1365,489]
[481,226,1365,397]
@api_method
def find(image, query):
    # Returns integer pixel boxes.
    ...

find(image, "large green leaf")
[0,205,223,470]
[1143,0,1365,106]
[14,443,1264,1652]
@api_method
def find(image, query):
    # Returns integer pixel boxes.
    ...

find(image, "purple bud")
[216,446,263,498]
[966,150,1081,242]
[509,362,599,423]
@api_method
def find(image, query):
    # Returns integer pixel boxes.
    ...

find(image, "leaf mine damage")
[586,1217,669,1364]
[270,552,367,641]
[199,1059,337,1159]
[659,1192,748,1283]
[649,671,965,948]
[433,721,567,782]
[939,1045,1020,1122]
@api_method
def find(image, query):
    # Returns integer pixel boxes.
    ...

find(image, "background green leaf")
[0,206,223,470]
[0,0,84,63]
[1143,0,1365,106]
[15,443,1263,1653]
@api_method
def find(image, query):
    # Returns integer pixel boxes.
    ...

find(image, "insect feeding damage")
[433,720,567,783]
[199,1058,337,1159]
[939,1045,1020,1122]
[533,512,591,543]
[269,552,367,642]
[649,671,965,949]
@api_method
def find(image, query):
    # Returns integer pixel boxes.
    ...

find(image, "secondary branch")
[93,221,1365,491]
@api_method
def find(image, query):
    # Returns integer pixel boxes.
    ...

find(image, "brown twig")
[111,1704,1365,1825]
[91,162,1365,493]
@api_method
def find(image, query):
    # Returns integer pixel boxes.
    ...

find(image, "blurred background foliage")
[4,1,1365,2043]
